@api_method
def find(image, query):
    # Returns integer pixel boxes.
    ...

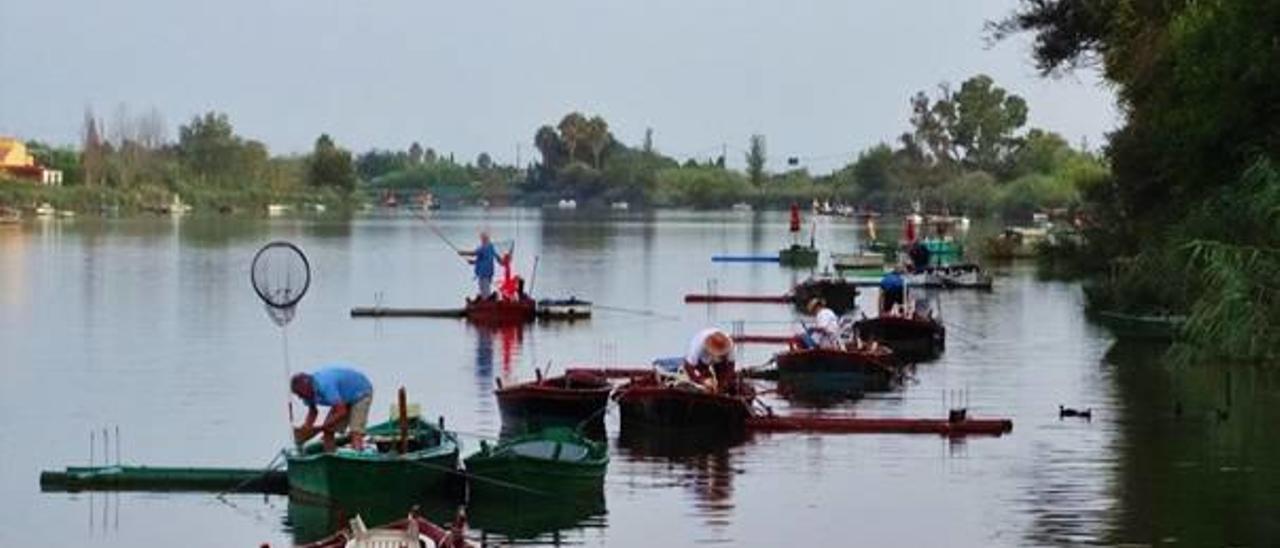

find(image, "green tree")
[307,134,356,192]
[558,112,588,163]
[177,112,240,183]
[476,152,493,170]
[746,134,766,186]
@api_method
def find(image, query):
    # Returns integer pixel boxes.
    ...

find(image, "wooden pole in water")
[398,386,408,455]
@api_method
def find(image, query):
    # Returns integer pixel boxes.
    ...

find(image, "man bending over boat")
[290,365,374,452]
[683,328,739,394]
[804,298,843,349]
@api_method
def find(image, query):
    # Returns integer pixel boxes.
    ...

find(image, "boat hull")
[774,348,897,391]
[495,375,612,433]
[286,449,460,502]
[854,316,946,362]
[615,383,751,433]
[465,298,536,325]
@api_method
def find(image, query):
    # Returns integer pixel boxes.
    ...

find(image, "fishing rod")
[592,303,681,321]
[413,211,472,266]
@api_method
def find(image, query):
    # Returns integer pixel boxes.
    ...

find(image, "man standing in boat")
[684,328,738,394]
[879,266,907,315]
[473,232,499,300]
[290,365,374,452]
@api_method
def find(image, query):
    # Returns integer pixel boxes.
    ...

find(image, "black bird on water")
[1059,405,1092,420]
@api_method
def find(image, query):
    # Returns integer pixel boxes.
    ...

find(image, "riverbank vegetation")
[999,0,1280,362]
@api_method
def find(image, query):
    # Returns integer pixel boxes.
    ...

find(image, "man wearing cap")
[683,328,738,394]
[290,365,374,452]
[805,298,843,349]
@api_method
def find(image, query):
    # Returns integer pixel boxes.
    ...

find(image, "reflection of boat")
[464,427,608,495]
[1092,310,1186,340]
[614,375,753,434]
[853,315,946,362]
[465,297,536,325]
[467,483,606,542]
[495,371,612,433]
[791,276,860,315]
[778,244,819,267]
[286,416,461,502]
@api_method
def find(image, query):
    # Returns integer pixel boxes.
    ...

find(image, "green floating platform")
[40,465,289,494]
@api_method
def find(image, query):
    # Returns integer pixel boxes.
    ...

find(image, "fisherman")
[789,202,802,245]
[684,328,737,394]
[805,298,843,349]
[290,365,374,452]
[879,265,907,315]
[473,232,499,299]
[907,239,932,272]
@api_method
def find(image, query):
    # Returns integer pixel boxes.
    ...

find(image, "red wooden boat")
[299,508,472,548]
[494,371,613,430]
[464,297,536,325]
[853,314,945,362]
[613,374,754,433]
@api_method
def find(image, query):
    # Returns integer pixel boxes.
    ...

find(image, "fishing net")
[251,241,311,327]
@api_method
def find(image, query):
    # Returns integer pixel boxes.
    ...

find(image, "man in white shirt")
[806,298,843,350]
[683,328,737,393]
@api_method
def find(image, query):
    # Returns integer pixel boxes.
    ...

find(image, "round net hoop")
[250,241,311,325]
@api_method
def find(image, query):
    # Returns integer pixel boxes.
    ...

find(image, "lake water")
[1,210,1275,547]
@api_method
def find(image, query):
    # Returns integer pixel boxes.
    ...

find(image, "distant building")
[0,137,63,185]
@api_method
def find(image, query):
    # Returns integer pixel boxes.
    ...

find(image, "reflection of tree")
[1101,342,1280,546]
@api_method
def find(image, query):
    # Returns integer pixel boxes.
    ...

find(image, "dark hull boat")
[465,297,536,325]
[854,315,946,362]
[774,347,899,391]
[790,277,860,315]
[495,372,613,433]
[614,376,753,434]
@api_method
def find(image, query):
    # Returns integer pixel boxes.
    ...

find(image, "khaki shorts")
[340,394,373,435]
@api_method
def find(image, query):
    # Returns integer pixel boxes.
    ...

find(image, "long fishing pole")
[413,211,471,265]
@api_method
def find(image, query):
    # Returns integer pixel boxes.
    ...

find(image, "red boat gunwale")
[464,298,536,325]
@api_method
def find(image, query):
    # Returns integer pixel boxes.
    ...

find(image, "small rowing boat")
[494,371,612,433]
[464,427,608,496]
[613,374,754,433]
[774,347,898,388]
[853,314,946,362]
[286,416,461,502]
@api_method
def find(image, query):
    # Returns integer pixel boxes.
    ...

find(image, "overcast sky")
[0,0,1117,172]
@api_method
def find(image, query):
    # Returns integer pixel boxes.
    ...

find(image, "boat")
[906,263,993,289]
[613,374,754,433]
[301,509,472,548]
[34,203,56,217]
[730,202,753,212]
[1093,310,1186,340]
[464,297,536,325]
[464,427,608,496]
[920,237,963,259]
[267,203,290,216]
[167,194,193,215]
[853,314,946,362]
[831,250,887,272]
[610,201,630,211]
[286,416,461,502]
[494,370,613,432]
[535,297,592,320]
[778,244,819,267]
[557,199,577,209]
[984,226,1048,259]
[774,347,900,392]
[791,276,860,315]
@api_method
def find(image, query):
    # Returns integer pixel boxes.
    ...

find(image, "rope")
[592,304,680,321]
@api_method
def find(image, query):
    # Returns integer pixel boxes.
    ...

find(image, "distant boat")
[831,250,887,271]
[610,201,630,211]
[34,203,56,218]
[167,195,193,215]
[557,199,577,210]
[57,209,76,219]
[731,202,753,212]
[310,203,327,213]
[266,204,290,217]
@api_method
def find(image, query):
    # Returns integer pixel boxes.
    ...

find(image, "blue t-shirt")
[880,271,905,292]
[308,366,372,407]
[474,242,498,278]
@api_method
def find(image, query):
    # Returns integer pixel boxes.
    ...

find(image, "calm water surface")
[0,210,1275,546]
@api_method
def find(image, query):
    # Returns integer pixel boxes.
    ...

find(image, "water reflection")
[286,492,458,545]
[469,483,607,544]
[616,429,742,530]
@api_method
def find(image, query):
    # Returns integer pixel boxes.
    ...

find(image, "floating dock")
[734,334,794,344]
[746,415,1013,436]
[350,307,467,318]
[40,465,288,493]
[683,294,793,304]
[711,255,781,263]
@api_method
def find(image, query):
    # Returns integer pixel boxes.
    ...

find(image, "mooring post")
[398,386,408,455]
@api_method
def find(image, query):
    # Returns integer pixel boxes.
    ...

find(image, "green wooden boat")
[286,416,460,501]
[464,427,608,495]
[779,244,819,267]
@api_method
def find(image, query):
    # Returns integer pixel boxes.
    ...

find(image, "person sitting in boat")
[879,266,907,315]
[290,365,374,452]
[804,298,843,350]
[907,240,931,272]
[683,328,737,394]
[473,232,499,300]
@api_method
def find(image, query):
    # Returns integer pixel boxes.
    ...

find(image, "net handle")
[251,241,312,309]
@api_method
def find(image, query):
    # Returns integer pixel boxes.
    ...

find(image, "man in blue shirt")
[879,266,907,314]
[473,232,498,299]
[290,365,374,452]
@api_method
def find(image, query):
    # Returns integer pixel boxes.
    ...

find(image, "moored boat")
[535,297,592,320]
[495,371,613,432]
[774,346,900,394]
[286,416,461,502]
[464,427,608,495]
[778,244,819,267]
[613,374,753,433]
[464,297,536,325]
[853,314,946,362]
[906,263,993,289]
